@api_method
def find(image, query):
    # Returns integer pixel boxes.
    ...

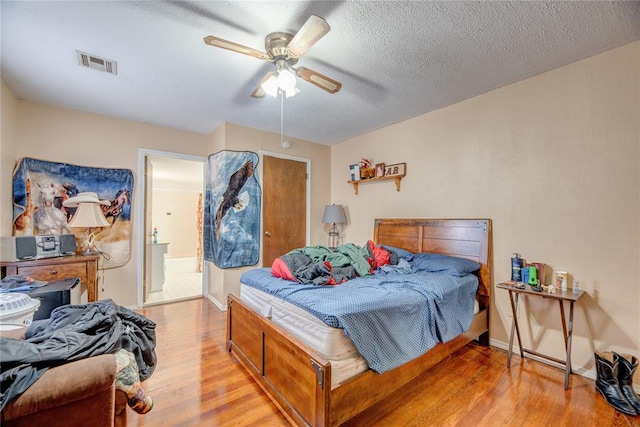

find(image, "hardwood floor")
[129,298,640,427]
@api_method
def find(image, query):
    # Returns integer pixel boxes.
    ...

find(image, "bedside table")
[1,255,100,302]
[497,281,585,389]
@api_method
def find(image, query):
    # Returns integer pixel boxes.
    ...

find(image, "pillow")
[411,252,480,276]
[380,245,414,262]
[366,240,391,268]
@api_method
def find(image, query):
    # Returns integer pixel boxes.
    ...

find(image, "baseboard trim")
[206,294,227,311]
[489,338,597,379]
[490,339,640,393]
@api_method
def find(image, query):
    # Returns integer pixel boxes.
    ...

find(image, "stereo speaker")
[15,236,37,260]
[60,234,77,255]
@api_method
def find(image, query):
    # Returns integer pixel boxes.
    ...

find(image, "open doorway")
[137,150,205,306]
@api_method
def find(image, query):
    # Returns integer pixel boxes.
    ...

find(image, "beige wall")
[1,80,19,241]
[151,190,200,259]
[331,41,640,377]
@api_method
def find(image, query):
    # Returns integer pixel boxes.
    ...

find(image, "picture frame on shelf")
[375,163,385,177]
[385,162,406,177]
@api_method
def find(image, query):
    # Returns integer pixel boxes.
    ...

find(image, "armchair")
[0,353,128,427]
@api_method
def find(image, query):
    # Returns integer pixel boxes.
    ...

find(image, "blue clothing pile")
[0,275,47,293]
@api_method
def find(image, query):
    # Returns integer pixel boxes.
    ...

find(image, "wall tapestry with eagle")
[204,150,261,268]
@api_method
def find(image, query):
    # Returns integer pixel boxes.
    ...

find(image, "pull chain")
[280,89,284,147]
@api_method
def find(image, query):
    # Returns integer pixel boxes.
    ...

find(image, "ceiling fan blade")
[251,72,276,98]
[296,67,342,94]
[204,36,267,60]
[286,15,331,57]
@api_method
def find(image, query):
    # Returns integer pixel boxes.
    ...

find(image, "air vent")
[76,50,118,75]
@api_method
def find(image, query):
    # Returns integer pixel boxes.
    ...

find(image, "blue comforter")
[240,267,478,373]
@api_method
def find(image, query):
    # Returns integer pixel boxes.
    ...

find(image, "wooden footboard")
[228,294,488,427]
[227,294,333,426]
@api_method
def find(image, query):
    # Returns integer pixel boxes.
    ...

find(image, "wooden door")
[262,156,307,267]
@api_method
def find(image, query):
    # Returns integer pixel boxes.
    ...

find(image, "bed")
[226,218,492,426]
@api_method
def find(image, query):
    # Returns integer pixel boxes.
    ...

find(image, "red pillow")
[271,257,295,281]
[367,240,390,268]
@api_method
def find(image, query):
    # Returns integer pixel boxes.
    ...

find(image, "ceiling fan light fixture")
[260,61,300,98]
[274,59,298,97]
[284,85,300,98]
[261,75,280,97]
[277,67,296,93]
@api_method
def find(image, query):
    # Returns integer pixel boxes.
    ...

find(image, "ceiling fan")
[204,15,342,98]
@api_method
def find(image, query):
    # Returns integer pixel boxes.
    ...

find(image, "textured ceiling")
[2,1,639,145]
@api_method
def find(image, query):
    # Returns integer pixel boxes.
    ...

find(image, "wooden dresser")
[0,255,100,302]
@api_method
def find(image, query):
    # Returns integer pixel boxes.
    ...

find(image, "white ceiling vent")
[76,50,117,75]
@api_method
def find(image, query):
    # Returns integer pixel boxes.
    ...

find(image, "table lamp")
[63,192,110,255]
[322,204,346,250]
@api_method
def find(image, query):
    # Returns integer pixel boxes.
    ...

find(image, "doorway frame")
[259,150,311,263]
[136,148,207,307]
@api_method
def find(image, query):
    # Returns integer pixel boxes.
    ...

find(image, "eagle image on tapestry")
[12,157,134,269]
[204,151,261,268]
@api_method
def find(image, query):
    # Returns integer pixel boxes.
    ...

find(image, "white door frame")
[136,148,207,307]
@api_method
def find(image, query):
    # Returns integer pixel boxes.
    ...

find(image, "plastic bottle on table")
[573,279,580,294]
[511,253,523,282]
[153,227,158,244]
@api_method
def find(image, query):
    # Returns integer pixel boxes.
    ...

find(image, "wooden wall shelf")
[347,174,404,195]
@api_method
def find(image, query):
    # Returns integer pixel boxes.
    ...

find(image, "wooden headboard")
[373,218,492,304]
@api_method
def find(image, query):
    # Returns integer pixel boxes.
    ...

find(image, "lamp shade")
[322,204,346,224]
[277,67,296,93]
[68,202,110,228]
[261,75,279,97]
